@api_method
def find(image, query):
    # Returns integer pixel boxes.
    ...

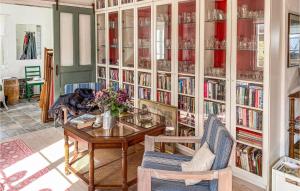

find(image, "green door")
[53,5,95,99]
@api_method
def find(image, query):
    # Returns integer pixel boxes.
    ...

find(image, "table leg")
[122,142,128,191]
[74,141,79,154]
[64,134,70,175]
[88,143,95,191]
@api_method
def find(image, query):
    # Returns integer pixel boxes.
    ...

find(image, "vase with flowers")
[94,89,131,129]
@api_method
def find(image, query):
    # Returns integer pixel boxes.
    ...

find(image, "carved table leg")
[64,134,70,175]
[74,140,79,155]
[122,142,128,191]
[89,143,95,191]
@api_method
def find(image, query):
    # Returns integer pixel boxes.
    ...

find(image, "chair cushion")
[64,82,104,94]
[152,179,210,191]
[201,115,234,191]
[142,151,210,191]
[142,151,192,171]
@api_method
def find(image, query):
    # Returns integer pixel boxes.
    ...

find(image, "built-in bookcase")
[95,0,281,189]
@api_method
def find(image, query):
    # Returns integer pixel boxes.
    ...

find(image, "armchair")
[138,115,235,191]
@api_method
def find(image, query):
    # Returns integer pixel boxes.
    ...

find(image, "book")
[70,114,96,129]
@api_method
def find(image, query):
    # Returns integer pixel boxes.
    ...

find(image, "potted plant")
[94,88,131,129]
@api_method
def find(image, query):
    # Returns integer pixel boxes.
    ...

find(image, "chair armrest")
[62,107,68,124]
[144,135,201,152]
[138,167,232,191]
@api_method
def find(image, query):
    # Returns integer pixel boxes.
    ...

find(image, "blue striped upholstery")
[64,82,104,94]
[142,151,210,191]
[201,115,234,191]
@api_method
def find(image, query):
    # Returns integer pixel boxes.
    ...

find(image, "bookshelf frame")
[95,0,281,190]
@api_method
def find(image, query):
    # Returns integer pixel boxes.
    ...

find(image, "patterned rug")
[0,139,49,191]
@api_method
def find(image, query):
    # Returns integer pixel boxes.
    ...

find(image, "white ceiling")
[0,0,94,7]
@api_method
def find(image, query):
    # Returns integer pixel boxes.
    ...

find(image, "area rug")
[0,139,49,191]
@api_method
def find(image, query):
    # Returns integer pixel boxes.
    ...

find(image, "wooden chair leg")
[218,168,232,191]
[137,167,151,191]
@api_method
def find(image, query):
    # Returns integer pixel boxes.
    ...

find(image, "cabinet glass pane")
[138,7,152,70]
[108,0,118,7]
[156,4,172,105]
[235,0,264,177]
[96,0,105,9]
[122,9,134,68]
[79,14,91,66]
[203,0,227,124]
[109,12,119,66]
[123,70,134,99]
[97,14,106,65]
[60,12,73,67]
[177,0,196,151]
[109,68,119,91]
[138,71,151,100]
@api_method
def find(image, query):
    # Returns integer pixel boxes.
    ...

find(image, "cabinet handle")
[56,65,59,76]
[286,178,300,187]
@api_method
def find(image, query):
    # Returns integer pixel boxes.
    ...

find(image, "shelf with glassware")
[109,12,119,66]
[232,0,265,180]
[155,3,172,105]
[177,0,198,152]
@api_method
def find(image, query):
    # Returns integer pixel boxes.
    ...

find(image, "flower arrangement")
[94,88,131,117]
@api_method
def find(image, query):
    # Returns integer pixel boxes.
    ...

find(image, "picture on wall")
[288,13,300,67]
[16,24,41,60]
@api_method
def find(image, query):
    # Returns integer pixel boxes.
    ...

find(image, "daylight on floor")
[0,0,300,191]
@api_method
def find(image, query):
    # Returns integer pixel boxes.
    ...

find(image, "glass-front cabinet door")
[96,0,106,9]
[203,0,227,125]
[155,4,172,105]
[121,9,135,103]
[234,0,265,177]
[177,0,196,151]
[138,6,152,100]
[108,11,119,91]
[108,0,118,7]
[96,13,107,89]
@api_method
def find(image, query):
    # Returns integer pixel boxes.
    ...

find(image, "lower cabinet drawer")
[275,175,300,191]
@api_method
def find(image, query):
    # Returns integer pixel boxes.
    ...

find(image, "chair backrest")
[201,115,234,191]
[25,66,41,80]
[64,82,104,94]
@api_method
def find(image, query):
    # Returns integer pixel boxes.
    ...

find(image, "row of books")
[139,72,151,87]
[204,101,225,120]
[178,77,195,96]
[123,70,134,84]
[237,107,263,130]
[157,91,171,105]
[98,67,106,78]
[236,128,262,148]
[138,87,151,100]
[123,84,134,99]
[109,69,119,81]
[109,81,119,91]
[178,124,195,150]
[236,143,262,176]
[99,79,106,90]
[204,80,225,101]
[178,95,195,113]
[236,83,263,109]
[157,74,171,90]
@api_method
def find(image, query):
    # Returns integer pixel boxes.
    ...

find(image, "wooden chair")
[25,66,44,100]
[138,115,235,191]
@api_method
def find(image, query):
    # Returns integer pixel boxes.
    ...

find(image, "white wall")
[281,0,300,156]
[0,3,53,79]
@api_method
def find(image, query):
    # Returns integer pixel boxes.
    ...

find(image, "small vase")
[103,110,115,130]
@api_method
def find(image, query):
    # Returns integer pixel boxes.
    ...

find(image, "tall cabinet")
[95,0,281,190]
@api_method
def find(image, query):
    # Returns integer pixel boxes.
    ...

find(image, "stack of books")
[204,80,225,100]
[109,69,119,81]
[157,74,171,90]
[157,91,171,105]
[236,127,262,148]
[123,70,134,83]
[178,95,195,113]
[178,77,195,96]
[138,87,151,100]
[70,114,96,129]
[139,72,151,87]
[236,107,263,130]
[236,83,263,109]
[236,143,262,176]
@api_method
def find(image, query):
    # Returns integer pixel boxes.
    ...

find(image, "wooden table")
[64,110,166,191]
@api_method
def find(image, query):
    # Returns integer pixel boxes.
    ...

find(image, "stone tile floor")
[0,100,54,139]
